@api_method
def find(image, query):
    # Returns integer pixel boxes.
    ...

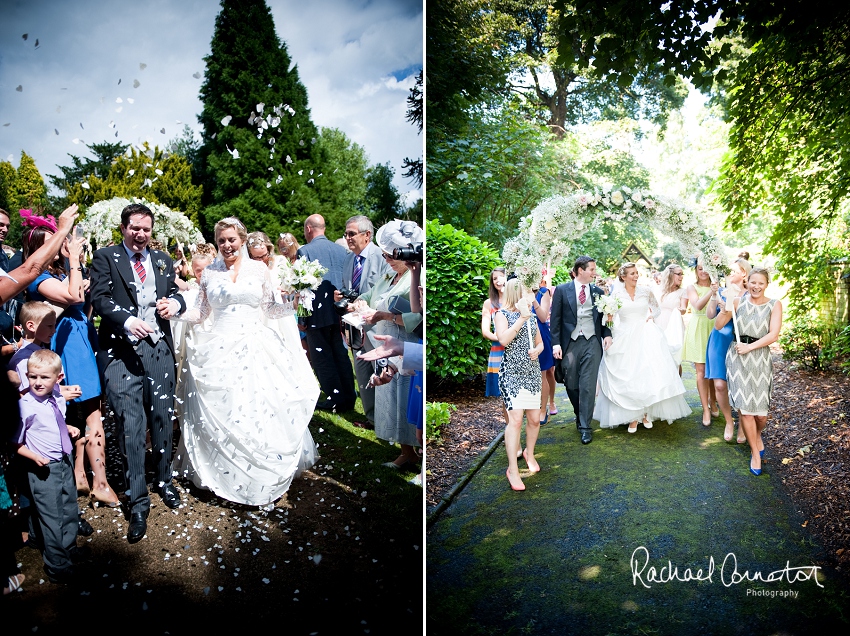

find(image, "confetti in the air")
[140,62,147,70]
[160,128,166,134]
[16,85,23,92]
[116,98,123,103]
[82,183,90,189]
[133,79,140,88]
[22,34,28,41]
[54,129,59,135]
[192,72,202,79]
[226,145,239,159]
[221,115,232,127]
[80,123,84,129]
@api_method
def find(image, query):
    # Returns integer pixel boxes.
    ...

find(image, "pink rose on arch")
[644,199,655,209]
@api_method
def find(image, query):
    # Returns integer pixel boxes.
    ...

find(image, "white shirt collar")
[122,242,149,262]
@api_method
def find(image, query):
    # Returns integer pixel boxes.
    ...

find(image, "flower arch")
[77,197,204,249]
[502,187,726,287]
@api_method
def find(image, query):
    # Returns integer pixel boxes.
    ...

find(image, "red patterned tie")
[133,253,146,283]
[579,284,586,305]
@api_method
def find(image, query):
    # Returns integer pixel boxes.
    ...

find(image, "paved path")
[427,366,848,635]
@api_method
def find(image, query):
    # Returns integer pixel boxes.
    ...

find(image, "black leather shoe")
[45,565,76,585]
[154,483,181,509]
[69,544,92,563]
[78,516,94,537]
[127,512,147,544]
[580,430,593,445]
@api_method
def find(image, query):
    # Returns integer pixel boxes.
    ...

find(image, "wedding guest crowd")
[482,251,784,493]
[0,203,424,594]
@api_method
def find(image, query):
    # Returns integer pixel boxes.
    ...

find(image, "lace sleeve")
[644,286,661,320]
[260,265,295,318]
[177,268,211,324]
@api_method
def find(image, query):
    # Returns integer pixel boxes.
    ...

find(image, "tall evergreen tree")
[197,0,326,239]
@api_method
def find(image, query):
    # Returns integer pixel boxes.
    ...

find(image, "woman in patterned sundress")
[715,267,783,476]
[494,278,544,492]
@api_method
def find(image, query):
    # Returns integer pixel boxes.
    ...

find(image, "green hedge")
[426,221,502,380]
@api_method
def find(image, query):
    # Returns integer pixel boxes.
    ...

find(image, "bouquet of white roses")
[278,256,328,317]
[594,294,623,328]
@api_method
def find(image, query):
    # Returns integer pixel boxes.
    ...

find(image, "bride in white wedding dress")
[172,217,319,505]
[594,263,691,432]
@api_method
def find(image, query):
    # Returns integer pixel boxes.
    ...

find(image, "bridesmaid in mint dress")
[681,260,719,427]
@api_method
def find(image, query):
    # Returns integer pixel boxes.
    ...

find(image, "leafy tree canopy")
[65,143,203,226]
[497,0,687,136]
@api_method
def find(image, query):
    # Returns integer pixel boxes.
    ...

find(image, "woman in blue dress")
[705,257,751,443]
[23,223,119,507]
[533,273,555,424]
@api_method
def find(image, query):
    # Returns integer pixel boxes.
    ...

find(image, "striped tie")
[133,253,146,283]
[352,255,363,293]
[579,284,586,305]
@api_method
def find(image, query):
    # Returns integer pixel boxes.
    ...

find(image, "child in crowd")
[7,302,82,402]
[13,349,85,583]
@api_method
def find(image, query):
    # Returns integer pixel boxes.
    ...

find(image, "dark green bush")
[824,323,850,374]
[426,221,502,380]
[779,313,841,370]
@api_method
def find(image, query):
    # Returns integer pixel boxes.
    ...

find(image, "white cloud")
[0,0,422,198]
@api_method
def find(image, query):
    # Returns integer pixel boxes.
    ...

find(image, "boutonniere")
[155,259,166,275]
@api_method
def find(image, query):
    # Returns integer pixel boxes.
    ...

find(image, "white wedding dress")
[594,285,691,428]
[172,256,319,505]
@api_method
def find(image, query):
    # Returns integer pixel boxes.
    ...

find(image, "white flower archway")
[502,187,727,287]
[78,197,204,249]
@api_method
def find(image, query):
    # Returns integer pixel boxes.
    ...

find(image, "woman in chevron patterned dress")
[715,267,783,476]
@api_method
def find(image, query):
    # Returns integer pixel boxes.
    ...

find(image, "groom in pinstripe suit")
[91,203,186,543]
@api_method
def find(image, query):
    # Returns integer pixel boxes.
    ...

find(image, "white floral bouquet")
[277,256,328,317]
[594,294,623,328]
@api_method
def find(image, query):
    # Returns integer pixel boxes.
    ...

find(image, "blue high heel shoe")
[759,448,765,458]
[749,459,762,476]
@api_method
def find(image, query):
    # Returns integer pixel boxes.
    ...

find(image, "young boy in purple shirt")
[12,349,82,583]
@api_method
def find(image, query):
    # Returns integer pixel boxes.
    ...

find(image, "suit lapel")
[115,247,139,306]
[566,281,577,318]
[151,251,166,298]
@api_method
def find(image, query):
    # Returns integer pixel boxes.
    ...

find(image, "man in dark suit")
[550,255,613,444]
[297,214,356,412]
[334,215,393,428]
[90,203,186,543]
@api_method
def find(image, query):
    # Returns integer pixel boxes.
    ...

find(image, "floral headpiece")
[19,209,58,233]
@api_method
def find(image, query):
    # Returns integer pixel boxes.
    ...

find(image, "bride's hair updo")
[214,217,248,242]
[617,262,636,282]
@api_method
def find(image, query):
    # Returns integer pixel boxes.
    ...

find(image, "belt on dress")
[739,335,759,344]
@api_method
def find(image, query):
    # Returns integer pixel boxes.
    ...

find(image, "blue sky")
[0,0,423,202]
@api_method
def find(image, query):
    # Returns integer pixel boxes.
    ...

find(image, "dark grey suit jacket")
[341,242,393,297]
[90,245,185,374]
[550,281,612,350]
[297,235,348,329]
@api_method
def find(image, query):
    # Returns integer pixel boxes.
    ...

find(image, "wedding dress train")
[173,257,319,505]
[594,286,691,428]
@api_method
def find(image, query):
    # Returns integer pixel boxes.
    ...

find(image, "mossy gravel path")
[427,366,849,635]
